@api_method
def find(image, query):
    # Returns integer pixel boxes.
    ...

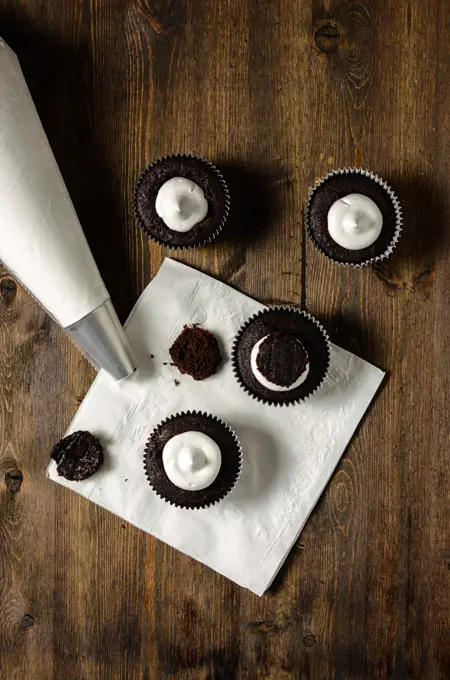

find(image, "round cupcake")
[144,411,242,509]
[133,154,230,249]
[232,307,330,406]
[305,168,402,266]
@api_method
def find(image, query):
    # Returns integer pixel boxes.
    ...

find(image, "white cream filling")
[156,177,208,232]
[162,431,221,490]
[327,193,383,250]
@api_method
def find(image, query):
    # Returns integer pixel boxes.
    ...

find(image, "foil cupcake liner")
[231,306,331,407]
[143,410,243,510]
[132,153,230,250]
[305,167,403,267]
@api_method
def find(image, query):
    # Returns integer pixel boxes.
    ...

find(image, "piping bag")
[0,39,137,380]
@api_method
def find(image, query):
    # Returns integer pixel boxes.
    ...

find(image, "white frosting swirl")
[162,431,221,490]
[155,177,208,232]
[250,335,309,392]
[327,193,383,250]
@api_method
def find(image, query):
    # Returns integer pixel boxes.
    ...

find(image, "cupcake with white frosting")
[232,307,330,406]
[133,154,230,249]
[144,411,242,509]
[305,168,402,266]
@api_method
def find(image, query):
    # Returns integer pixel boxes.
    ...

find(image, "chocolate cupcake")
[232,307,330,406]
[133,154,230,249]
[305,168,402,266]
[144,411,242,509]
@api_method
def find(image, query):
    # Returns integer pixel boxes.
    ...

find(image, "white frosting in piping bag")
[156,177,208,232]
[327,193,383,250]
[0,40,109,327]
[250,335,309,392]
[162,431,221,490]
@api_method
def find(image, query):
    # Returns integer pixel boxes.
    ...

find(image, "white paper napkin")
[47,259,384,595]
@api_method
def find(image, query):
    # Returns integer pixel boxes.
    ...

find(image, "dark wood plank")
[0,1,449,679]
[306,2,450,679]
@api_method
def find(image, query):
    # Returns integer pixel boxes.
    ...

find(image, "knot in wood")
[0,277,17,304]
[5,469,23,492]
[313,21,342,54]
[303,634,317,647]
[21,614,34,629]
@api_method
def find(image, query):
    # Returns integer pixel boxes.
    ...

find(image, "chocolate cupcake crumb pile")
[51,430,104,481]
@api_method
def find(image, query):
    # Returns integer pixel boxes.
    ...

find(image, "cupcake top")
[169,325,222,380]
[306,169,402,265]
[133,154,229,249]
[250,332,309,392]
[144,412,242,509]
[232,308,330,406]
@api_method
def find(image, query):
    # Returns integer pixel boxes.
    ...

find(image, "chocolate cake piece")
[169,325,221,380]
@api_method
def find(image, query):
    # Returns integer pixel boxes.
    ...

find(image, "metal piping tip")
[65,299,137,381]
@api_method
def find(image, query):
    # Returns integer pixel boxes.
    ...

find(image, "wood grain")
[0,0,449,678]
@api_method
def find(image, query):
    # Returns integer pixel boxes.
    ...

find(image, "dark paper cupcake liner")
[305,168,403,267]
[231,307,331,407]
[132,153,230,250]
[144,410,242,510]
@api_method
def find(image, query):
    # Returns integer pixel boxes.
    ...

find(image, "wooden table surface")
[1,1,449,678]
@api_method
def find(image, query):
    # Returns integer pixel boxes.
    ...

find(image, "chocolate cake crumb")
[169,326,221,380]
[51,430,104,481]
[174,379,180,386]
